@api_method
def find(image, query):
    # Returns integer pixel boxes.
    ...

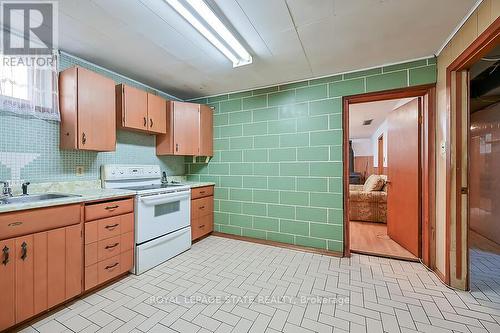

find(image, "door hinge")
[461,187,468,195]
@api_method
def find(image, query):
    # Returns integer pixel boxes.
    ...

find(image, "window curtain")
[0,52,60,121]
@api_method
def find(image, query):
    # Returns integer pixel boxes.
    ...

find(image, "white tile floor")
[18,236,500,333]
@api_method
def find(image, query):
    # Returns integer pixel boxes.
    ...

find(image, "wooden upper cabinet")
[116,84,148,131]
[60,66,116,151]
[116,84,167,134]
[174,102,200,155]
[147,93,167,134]
[199,104,213,156]
[156,101,213,156]
[157,101,199,156]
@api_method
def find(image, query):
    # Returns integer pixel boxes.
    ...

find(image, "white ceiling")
[349,98,413,139]
[53,0,477,99]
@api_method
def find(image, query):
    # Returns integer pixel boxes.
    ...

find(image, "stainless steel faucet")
[1,181,12,197]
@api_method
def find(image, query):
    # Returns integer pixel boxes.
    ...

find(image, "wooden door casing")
[199,104,213,156]
[147,93,167,134]
[77,67,116,151]
[173,102,200,155]
[0,238,15,331]
[387,98,421,256]
[378,135,384,175]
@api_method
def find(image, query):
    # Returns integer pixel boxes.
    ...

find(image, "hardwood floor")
[350,220,418,261]
[470,229,500,255]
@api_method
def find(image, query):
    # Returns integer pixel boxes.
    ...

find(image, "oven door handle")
[139,192,190,206]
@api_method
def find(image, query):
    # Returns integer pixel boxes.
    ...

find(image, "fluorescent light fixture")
[164,0,252,67]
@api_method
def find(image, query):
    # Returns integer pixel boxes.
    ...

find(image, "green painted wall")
[186,58,437,252]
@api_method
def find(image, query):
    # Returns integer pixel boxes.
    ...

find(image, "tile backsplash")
[0,52,184,185]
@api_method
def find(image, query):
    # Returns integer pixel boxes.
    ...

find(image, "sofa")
[349,175,387,223]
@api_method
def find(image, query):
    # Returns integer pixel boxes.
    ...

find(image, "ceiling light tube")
[164,0,252,67]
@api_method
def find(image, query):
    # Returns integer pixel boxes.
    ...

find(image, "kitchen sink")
[0,193,81,205]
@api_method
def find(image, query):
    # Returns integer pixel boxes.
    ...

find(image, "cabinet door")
[173,102,200,155]
[77,67,116,151]
[33,232,48,315]
[47,228,65,308]
[147,93,167,134]
[199,104,213,156]
[0,239,15,331]
[66,224,82,300]
[121,84,148,131]
[15,235,34,323]
[156,101,174,155]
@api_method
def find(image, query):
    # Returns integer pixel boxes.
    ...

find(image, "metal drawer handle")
[199,206,205,209]
[8,222,22,227]
[143,117,147,127]
[105,243,119,250]
[199,191,205,194]
[105,205,119,210]
[199,225,205,228]
[105,223,119,230]
[21,242,27,260]
[150,118,153,128]
[105,262,119,270]
[82,132,87,144]
[2,246,9,265]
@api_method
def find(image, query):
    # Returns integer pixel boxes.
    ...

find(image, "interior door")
[123,84,148,131]
[147,93,167,134]
[173,102,200,155]
[387,98,421,256]
[77,67,116,151]
[0,238,15,331]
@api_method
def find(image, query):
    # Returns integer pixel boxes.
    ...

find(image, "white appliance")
[101,164,191,275]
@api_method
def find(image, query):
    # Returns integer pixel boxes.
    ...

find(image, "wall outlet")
[76,165,85,176]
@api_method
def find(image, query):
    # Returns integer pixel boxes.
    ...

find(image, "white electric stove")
[101,164,191,274]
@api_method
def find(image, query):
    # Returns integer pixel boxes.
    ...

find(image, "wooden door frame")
[378,134,384,174]
[342,84,436,269]
[445,17,500,287]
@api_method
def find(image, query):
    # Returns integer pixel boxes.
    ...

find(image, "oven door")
[136,190,191,244]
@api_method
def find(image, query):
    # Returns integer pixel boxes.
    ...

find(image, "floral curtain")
[0,52,60,121]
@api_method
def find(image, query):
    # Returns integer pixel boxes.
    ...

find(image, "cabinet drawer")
[97,255,121,285]
[121,231,134,252]
[97,235,121,262]
[120,250,134,274]
[85,264,98,291]
[85,242,98,267]
[85,198,133,221]
[191,186,213,199]
[0,204,80,240]
[191,214,213,241]
[85,213,133,243]
[191,196,213,219]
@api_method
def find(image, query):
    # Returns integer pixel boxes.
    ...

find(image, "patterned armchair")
[349,178,387,223]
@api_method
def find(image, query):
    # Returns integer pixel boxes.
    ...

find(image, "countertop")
[0,181,216,214]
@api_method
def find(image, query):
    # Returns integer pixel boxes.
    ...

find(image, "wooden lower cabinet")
[191,186,214,241]
[0,223,82,331]
[84,200,134,291]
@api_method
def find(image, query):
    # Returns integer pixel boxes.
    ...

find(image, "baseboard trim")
[211,232,343,257]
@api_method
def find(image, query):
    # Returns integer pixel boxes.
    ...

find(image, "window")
[0,53,60,121]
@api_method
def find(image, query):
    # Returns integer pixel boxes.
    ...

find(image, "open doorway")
[348,98,419,260]
[343,85,435,267]
[468,45,500,293]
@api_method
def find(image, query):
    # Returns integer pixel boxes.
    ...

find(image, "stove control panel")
[101,164,161,181]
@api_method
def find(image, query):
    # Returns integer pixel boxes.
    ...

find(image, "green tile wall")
[186,57,436,252]
[0,53,184,183]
